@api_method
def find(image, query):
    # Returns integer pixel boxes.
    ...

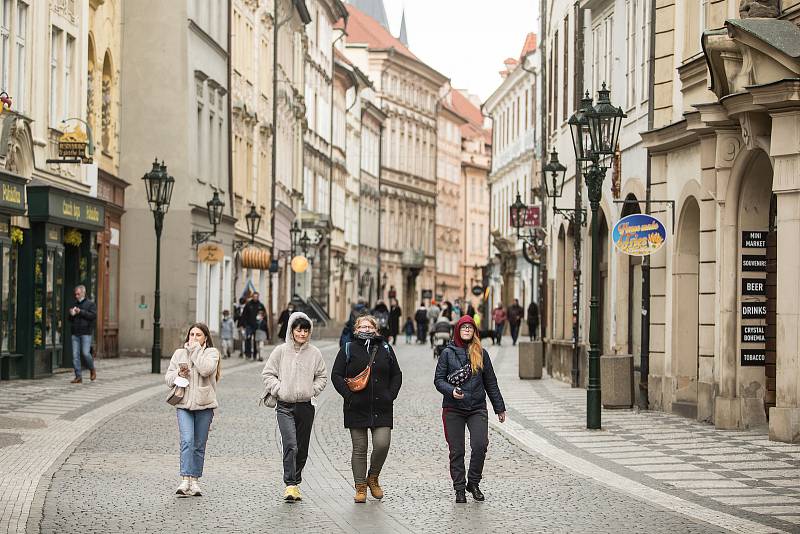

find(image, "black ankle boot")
[466,482,484,501]
[455,489,467,503]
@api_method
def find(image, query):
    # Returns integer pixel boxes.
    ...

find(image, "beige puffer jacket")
[262,312,327,403]
[165,344,220,410]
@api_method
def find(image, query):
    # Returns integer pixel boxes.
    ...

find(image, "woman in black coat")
[331,314,402,503]
[434,314,506,504]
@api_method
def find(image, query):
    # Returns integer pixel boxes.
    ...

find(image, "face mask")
[354,331,375,340]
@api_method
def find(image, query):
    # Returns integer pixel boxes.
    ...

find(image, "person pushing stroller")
[432,315,454,359]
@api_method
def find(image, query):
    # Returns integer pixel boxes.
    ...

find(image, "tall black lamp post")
[546,83,625,429]
[143,159,175,374]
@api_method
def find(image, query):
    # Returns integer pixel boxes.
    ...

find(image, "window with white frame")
[14,0,24,111]
[640,0,650,103]
[0,0,9,93]
[626,0,636,108]
[49,27,60,127]
[303,168,313,210]
[591,12,613,95]
[64,35,74,119]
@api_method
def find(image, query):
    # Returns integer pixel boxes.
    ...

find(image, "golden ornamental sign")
[47,119,94,165]
[198,243,224,264]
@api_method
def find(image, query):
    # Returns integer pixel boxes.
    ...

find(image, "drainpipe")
[639,0,657,410]
[269,0,280,330]
[327,15,348,316]
[539,0,548,341]
[376,121,384,304]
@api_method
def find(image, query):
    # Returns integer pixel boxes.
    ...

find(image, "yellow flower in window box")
[34,307,42,321]
[64,228,82,247]
[10,227,22,245]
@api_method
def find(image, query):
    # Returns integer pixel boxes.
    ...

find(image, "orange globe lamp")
[291,255,309,273]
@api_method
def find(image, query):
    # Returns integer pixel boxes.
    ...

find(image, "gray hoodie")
[261,312,327,403]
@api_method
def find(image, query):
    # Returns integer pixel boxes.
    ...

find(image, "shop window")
[53,248,63,346]
[2,242,17,353]
[45,249,53,344]
[108,244,118,323]
[33,247,43,347]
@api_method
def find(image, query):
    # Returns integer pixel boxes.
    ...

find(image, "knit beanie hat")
[454,315,477,348]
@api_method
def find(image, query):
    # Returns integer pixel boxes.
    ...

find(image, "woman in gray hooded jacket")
[261,312,327,501]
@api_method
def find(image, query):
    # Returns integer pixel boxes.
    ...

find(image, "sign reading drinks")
[741,231,766,248]
[741,325,766,343]
[741,349,766,367]
[612,214,667,256]
[741,302,767,319]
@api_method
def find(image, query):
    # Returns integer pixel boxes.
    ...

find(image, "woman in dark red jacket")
[331,315,402,503]
[434,315,506,503]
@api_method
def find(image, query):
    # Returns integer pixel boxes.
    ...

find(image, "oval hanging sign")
[612,214,667,256]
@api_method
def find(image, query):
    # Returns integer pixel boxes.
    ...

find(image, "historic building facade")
[344,3,447,316]
[484,33,539,320]
[119,0,233,353]
[436,86,467,303]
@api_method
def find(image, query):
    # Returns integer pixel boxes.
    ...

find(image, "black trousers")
[276,401,315,486]
[442,408,489,490]
[510,322,521,344]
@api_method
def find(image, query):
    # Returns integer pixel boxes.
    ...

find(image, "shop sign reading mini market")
[26,185,105,231]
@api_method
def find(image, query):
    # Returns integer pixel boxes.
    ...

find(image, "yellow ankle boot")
[354,483,368,503]
[367,474,383,499]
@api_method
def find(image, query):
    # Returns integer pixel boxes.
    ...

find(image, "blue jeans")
[177,408,214,477]
[71,334,94,378]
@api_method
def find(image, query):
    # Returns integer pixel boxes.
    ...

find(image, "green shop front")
[17,185,105,379]
[0,172,27,380]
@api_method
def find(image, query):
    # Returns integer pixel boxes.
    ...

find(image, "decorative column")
[769,108,800,443]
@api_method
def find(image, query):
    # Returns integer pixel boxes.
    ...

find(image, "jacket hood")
[285,311,313,344]
[454,315,476,348]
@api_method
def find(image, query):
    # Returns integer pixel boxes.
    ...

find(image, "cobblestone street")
[2,339,784,533]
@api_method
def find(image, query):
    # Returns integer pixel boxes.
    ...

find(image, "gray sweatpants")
[276,401,315,486]
[349,427,391,485]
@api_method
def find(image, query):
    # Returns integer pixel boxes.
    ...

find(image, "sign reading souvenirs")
[741,349,766,367]
[741,254,767,272]
[612,214,667,257]
[49,120,93,164]
[741,302,767,320]
[741,231,766,248]
[741,278,766,296]
[741,325,766,344]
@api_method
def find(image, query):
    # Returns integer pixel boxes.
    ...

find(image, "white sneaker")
[175,477,190,496]
[188,478,202,496]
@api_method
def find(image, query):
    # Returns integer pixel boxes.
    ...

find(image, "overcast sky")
[381,0,539,103]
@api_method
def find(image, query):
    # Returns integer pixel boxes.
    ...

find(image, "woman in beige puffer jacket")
[165,322,220,497]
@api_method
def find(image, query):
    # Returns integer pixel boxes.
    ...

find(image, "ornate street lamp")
[542,149,567,201]
[233,204,262,251]
[510,193,527,230]
[192,191,225,245]
[142,159,174,374]
[582,83,625,429]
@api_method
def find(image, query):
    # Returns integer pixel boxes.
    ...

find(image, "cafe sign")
[612,214,667,257]
[198,243,224,264]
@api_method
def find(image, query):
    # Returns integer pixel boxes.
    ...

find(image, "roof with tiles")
[345,3,418,60]
[520,32,537,58]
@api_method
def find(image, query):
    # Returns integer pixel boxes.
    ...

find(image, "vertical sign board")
[740,231,767,367]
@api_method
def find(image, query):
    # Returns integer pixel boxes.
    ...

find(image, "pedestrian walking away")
[164,323,221,497]
[414,303,428,344]
[491,303,507,345]
[255,311,269,361]
[403,317,414,344]
[434,315,506,503]
[276,303,295,341]
[242,293,266,359]
[261,312,327,502]
[372,300,391,339]
[527,300,540,341]
[220,310,235,358]
[331,315,402,503]
[388,299,402,345]
[67,285,97,383]
[507,299,524,346]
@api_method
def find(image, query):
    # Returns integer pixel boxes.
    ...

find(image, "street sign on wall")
[612,214,667,256]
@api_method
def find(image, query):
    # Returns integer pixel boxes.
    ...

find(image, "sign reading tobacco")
[612,214,667,257]
[741,349,766,367]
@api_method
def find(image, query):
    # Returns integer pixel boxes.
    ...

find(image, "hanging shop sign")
[741,325,766,344]
[197,243,224,264]
[741,231,766,248]
[741,349,766,367]
[471,285,483,296]
[741,278,766,296]
[612,214,666,256]
[54,121,93,164]
[741,302,767,320]
[27,186,105,231]
[741,254,767,272]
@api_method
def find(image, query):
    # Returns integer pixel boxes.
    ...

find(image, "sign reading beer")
[741,325,766,344]
[741,231,766,248]
[612,214,667,257]
[741,254,767,272]
[741,302,767,319]
[741,278,766,296]
[198,243,224,264]
[741,349,766,367]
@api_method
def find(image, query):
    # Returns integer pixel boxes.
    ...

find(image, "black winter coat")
[434,343,506,414]
[68,298,97,336]
[331,337,402,428]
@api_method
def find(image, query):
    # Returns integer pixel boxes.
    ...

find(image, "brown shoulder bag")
[344,343,377,392]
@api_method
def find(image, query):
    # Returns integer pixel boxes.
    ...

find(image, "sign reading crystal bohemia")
[612,214,667,256]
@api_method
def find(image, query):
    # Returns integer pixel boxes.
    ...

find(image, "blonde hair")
[467,334,485,374]
[354,315,378,330]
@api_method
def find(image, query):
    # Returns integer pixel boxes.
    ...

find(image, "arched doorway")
[564,223,575,341]
[673,196,700,417]
[556,226,565,339]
